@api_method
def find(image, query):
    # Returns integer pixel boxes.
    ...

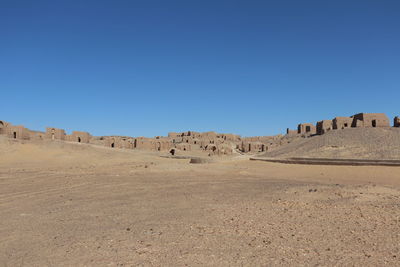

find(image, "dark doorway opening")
[111,143,114,148]
[372,120,377,127]
[170,149,175,156]
[13,132,17,139]
[306,126,311,132]
[78,137,81,143]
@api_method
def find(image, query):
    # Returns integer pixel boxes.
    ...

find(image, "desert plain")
[1,136,400,266]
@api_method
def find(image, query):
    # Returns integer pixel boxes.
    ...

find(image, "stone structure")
[286,128,297,135]
[332,117,353,130]
[297,123,316,135]
[316,120,333,135]
[0,120,93,144]
[105,136,134,149]
[205,143,233,155]
[291,113,394,137]
[351,113,390,128]
[168,132,182,138]
[30,130,46,140]
[240,141,266,153]
[7,125,31,140]
[2,112,398,155]
[68,131,91,143]
[394,116,400,127]
[134,137,156,150]
[46,127,66,140]
[0,120,10,135]
[175,143,191,151]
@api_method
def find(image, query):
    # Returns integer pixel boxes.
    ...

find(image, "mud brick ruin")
[297,123,317,135]
[1,112,399,156]
[395,116,400,127]
[292,113,392,137]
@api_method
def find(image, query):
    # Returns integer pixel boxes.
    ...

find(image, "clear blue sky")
[1,0,399,137]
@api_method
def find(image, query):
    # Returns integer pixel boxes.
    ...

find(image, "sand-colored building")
[0,120,11,135]
[175,143,191,151]
[219,134,241,142]
[316,120,333,135]
[332,117,353,130]
[240,141,266,153]
[7,125,31,140]
[30,130,46,140]
[4,112,398,156]
[297,123,316,135]
[105,136,134,149]
[351,113,390,128]
[46,127,66,140]
[168,132,182,138]
[68,131,91,143]
[286,128,297,135]
[394,116,400,127]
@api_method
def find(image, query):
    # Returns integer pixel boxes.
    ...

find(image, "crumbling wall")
[240,141,266,153]
[30,130,46,140]
[286,128,297,135]
[316,120,333,135]
[69,131,91,143]
[297,123,316,135]
[351,113,390,128]
[332,117,353,130]
[394,116,400,127]
[0,120,11,135]
[45,127,66,140]
[7,125,30,140]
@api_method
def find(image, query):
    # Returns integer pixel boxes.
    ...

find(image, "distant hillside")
[263,128,400,160]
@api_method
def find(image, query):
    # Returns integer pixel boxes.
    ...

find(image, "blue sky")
[1,0,399,137]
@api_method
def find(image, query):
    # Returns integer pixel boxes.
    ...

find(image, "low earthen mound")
[189,157,214,164]
[263,128,400,159]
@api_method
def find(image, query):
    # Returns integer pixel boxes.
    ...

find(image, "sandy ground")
[1,138,400,266]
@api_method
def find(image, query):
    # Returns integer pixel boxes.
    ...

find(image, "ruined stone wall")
[0,120,11,135]
[316,120,333,135]
[394,116,400,127]
[297,123,316,135]
[105,136,134,149]
[69,131,91,143]
[168,132,182,138]
[219,134,241,142]
[351,113,390,128]
[7,125,31,140]
[240,141,266,153]
[175,143,191,151]
[30,130,46,140]
[45,127,66,140]
[286,129,297,135]
[332,117,353,130]
[134,137,173,151]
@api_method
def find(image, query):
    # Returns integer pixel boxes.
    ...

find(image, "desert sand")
[1,137,400,266]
